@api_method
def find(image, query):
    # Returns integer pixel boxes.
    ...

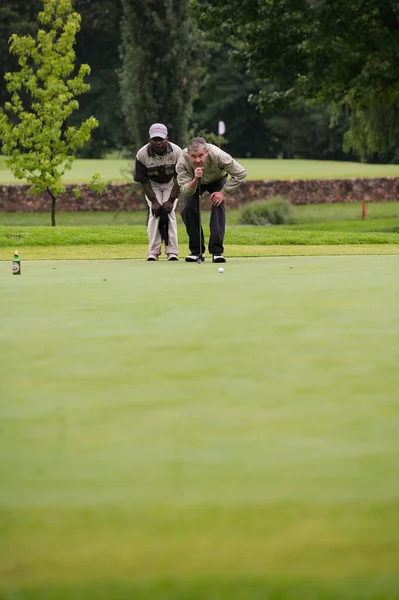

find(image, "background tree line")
[1,0,398,162]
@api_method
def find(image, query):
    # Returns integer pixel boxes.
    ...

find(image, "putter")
[197,177,202,264]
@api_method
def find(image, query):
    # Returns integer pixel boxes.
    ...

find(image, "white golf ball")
[218,267,224,273]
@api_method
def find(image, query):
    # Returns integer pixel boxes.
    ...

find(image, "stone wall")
[1,177,399,212]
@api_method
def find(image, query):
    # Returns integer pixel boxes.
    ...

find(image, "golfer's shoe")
[185,254,205,262]
[147,255,158,261]
[167,254,179,261]
[212,254,226,263]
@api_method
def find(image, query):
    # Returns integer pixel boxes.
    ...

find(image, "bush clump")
[239,196,296,225]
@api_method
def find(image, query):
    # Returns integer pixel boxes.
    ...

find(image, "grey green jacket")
[176,143,247,198]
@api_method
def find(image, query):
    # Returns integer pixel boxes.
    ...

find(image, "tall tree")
[0,0,103,226]
[192,44,353,160]
[0,0,41,108]
[0,0,127,158]
[72,0,126,157]
[192,45,270,157]
[120,0,198,149]
[194,0,399,161]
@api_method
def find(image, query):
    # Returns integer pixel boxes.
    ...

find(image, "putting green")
[1,256,398,599]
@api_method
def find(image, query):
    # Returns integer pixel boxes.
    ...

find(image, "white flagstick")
[218,121,226,148]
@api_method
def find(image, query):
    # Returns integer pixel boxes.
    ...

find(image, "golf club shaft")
[197,177,202,263]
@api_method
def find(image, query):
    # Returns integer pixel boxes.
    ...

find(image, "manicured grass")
[240,158,399,180]
[1,256,399,599]
[1,223,398,250]
[2,155,399,183]
[0,211,149,227]
[287,201,399,222]
[1,202,399,227]
[279,219,399,233]
[2,577,399,600]
[1,204,398,259]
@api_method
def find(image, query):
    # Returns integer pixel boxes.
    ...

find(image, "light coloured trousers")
[145,180,179,257]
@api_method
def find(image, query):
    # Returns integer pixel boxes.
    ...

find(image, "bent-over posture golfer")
[176,137,246,263]
[134,123,182,261]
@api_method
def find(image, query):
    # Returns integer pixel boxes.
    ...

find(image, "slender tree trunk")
[48,188,56,226]
[120,0,197,149]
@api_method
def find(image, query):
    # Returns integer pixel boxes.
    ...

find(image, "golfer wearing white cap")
[134,123,182,261]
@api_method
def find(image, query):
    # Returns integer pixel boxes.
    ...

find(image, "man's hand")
[163,199,174,214]
[210,191,225,206]
[188,167,204,192]
[151,200,162,218]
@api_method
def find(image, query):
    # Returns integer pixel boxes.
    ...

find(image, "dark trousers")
[180,176,227,255]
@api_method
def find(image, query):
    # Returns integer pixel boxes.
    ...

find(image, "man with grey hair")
[176,137,246,262]
[134,123,182,261]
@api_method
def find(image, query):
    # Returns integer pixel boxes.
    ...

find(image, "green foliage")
[120,0,200,149]
[0,0,103,225]
[239,197,296,225]
[191,44,271,158]
[263,100,354,161]
[194,0,399,161]
[191,43,352,160]
[72,0,127,157]
[0,0,41,109]
[194,129,227,147]
[0,0,127,159]
[336,104,399,163]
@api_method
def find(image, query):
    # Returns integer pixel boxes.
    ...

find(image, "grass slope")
[1,244,399,262]
[1,256,399,599]
[1,224,398,250]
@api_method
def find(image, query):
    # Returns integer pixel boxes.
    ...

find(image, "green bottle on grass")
[12,249,21,275]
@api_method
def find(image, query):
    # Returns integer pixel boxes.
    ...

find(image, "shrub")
[239,197,296,225]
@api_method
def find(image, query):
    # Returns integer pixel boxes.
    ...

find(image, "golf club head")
[197,257,201,264]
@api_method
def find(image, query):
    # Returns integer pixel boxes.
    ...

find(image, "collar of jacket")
[147,142,173,157]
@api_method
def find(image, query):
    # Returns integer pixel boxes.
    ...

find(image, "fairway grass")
[1,256,399,599]
[2,156,399,183]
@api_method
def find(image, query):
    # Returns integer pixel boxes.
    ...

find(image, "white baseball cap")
[149,123,168,139]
